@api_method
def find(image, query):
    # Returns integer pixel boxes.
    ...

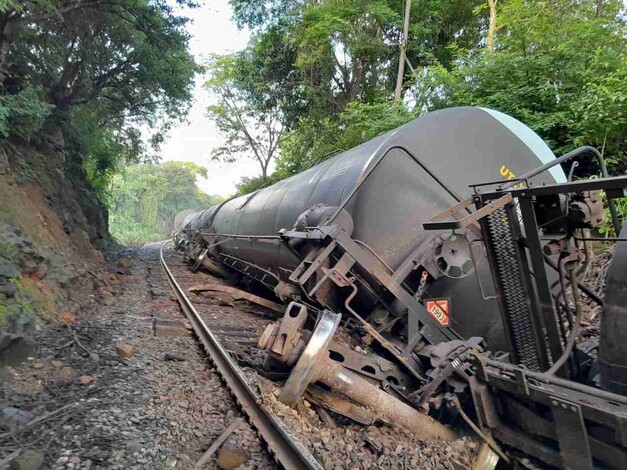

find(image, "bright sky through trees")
[159,0,259,197]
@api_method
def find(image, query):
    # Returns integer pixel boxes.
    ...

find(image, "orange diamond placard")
[426,299,450,326]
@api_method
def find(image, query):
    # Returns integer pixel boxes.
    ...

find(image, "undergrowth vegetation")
[0,277,56,327]
[107,162,222,245]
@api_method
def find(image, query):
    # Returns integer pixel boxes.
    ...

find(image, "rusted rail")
[159,241,322,470]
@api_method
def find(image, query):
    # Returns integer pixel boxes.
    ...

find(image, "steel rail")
[159,241,322,470]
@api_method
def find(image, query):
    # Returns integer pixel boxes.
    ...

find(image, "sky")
[158,0,255,197]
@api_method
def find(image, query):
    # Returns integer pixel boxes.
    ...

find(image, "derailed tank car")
[175,107,627,468]
[178,108,565,350]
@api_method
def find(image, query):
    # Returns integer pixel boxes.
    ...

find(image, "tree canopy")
[108,161,222,245]
[205,54,283,180]
[205,0,626,194]
[424,0,627,167]
[0,0,199,194]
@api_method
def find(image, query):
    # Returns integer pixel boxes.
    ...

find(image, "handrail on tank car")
[201,143,466,248]
[325,144,466,227]
[200,233,282,240]
[521,145,620,235]
[471,146,621,234]
[308,148,345,169]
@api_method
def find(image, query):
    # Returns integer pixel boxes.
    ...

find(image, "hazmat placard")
[425,299,450,326]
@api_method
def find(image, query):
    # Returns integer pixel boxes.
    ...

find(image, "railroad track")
[159,241,322,470]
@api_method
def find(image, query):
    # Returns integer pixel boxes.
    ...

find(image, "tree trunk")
[394,0,412,103]
[0,16,23,84]
[487,0,498,52]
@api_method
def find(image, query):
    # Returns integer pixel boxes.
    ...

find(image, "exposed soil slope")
[1,132,114,364]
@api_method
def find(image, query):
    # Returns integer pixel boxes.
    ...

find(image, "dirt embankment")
[0,129,114,366]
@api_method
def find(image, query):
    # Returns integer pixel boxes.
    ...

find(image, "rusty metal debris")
[472,443,499,470]
[192,249,232,278]
[189,283,284,314]
[259,302,457,441]
[305,384,378,426]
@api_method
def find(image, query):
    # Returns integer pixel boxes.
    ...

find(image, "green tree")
[109,161,222,244]
[0,1,199,82]
[236,25,310,129]
[231,0,486,111]
[221,0,488,191]
[0,0,199,196]
[230,0,304,29]
[278,99,417,176]
[421,0,627,168]
[205,55,283,180]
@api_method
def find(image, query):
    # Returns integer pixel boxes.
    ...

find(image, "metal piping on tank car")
[488,145,621,233]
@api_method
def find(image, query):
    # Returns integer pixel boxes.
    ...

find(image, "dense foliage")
[424,0,627,166]
[0,0,199,191]
[108,162,222,245]
[3,1,625,241]
[206,0,626,193]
